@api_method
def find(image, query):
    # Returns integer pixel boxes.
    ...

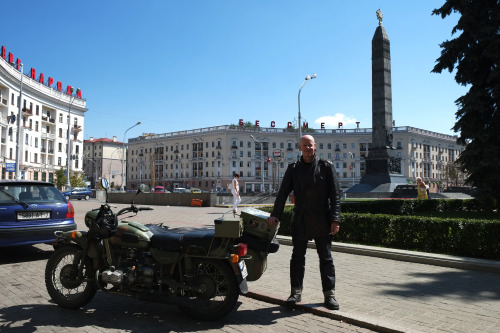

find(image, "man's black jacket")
[271,156,341,240]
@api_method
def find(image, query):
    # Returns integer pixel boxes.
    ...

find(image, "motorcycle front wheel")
[179,258,239,321]
[45,245,97,309]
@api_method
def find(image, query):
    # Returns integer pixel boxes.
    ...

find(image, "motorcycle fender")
[231,261,248,294]
[53,230,87,248]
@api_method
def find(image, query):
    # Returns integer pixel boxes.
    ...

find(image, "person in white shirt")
[231,173,241,215]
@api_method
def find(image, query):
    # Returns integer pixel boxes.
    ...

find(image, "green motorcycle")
[45,178,279,320]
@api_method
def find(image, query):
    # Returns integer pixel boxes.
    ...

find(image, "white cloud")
[314,113,358,128]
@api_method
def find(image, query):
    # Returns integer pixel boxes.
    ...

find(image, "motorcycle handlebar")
[116,205,154,216]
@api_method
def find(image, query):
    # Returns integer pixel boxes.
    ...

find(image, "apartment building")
[83,137,125,189]
[127,125,463,193]
[0,47,87,183]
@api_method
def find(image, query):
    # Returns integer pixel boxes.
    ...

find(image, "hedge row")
[260,204,500,260]
[338,213,500,259]
[340,198,483,215]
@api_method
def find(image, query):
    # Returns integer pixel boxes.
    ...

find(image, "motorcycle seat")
[147,224,221,252]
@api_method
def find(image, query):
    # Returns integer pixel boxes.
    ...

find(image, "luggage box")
[214,217,243,238]
[240,208,279,242]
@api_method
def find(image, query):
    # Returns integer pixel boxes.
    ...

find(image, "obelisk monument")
[358,9,406,192]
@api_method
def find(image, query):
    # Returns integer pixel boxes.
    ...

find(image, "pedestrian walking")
[231,173,241,215]
[267,135,341,310]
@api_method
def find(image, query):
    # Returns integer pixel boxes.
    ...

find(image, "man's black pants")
[290,235,336,292]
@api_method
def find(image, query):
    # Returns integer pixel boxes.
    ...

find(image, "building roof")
[85,138,123,144]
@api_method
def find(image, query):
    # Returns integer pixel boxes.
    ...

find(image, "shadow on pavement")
[0,294,303,332]
[371,270,500,301]
[0,245,53,265]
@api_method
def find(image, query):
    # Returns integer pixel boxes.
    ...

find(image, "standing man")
[268,135,341,310]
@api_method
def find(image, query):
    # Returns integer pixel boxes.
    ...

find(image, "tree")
[54,167,86,189]
[70,174,86,188]
[432,0,500,208]
[55,168,66,190]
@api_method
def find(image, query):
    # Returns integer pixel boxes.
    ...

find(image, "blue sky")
[2,1,465,141]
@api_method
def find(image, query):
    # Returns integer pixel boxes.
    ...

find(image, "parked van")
[154,186,166,193]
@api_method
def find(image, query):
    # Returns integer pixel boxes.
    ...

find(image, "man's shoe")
[286,288,302,307]
[324,296,340,310]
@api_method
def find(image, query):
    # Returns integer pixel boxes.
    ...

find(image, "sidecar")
[237,208,280,281]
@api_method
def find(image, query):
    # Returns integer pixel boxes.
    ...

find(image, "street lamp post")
[13,63,23,180]
[348,152,355,186]
[250,135,264,193]
[84,154,97,188]
[297,73,317,143]
[65,87,79,188]
[121,121,141,191]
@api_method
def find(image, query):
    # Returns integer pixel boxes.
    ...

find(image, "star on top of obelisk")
[376,9,383,26]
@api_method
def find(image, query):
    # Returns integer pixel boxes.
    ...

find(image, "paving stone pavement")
[1,199,499,333]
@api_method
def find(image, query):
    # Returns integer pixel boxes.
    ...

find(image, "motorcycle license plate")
[238,260,248,279]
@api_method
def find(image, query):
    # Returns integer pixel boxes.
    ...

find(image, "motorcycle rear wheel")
[179,258,239,321]
[45,245,97,309]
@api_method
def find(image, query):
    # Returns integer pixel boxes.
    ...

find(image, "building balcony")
[42,132,56,140]
[231,145,238,149]
[22,107,33,117]
[0,98,7,108]
[73,125,82,133]
[42,116,56,124]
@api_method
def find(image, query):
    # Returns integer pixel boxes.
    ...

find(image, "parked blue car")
[62,187,92,200]
[0,180,76,247]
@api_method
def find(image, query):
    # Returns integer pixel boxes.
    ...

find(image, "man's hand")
[268,216,279,227]
[331,221,340,235]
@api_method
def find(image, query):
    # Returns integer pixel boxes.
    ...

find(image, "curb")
[243,291,407,333]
